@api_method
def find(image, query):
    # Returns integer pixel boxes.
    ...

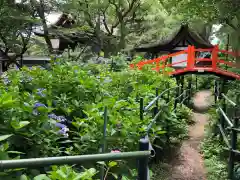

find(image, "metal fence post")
[154,88,159,116]
[100,107,108,180]
[174,86,179,109]
[188,77,192,106]
[214,80,217,104]
[140,97,144,121]
[180,76,184,106]
[138,138,149,180]
[228,101,239,180]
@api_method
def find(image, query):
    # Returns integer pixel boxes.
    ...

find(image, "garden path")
[153,90,213,180]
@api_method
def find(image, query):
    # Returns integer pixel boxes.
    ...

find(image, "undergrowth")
[200,107,228,180]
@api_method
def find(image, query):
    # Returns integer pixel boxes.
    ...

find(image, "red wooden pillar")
[212,45,218,70]
[156,59,160,72]
[187,45,195,70]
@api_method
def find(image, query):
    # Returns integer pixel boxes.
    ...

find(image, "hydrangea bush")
[0,60,191,179]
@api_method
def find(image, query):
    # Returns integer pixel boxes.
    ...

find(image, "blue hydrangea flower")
[37,88,46,97]
[55,122,66,129]
[57,116,67,122]
[34,102,47,108]
[48,113,58,119]
[27,77,33,82]
[104,77,112,83]
[48,113,67,122]
[55,122,69,138]
[32,102,47,116]
[3,78,10,85]
[32,110,39,116]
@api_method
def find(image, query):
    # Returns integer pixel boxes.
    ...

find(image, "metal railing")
[0,106,152,180]
[0,76,196,180]
[214,79,240,179]
[139,77,192,161]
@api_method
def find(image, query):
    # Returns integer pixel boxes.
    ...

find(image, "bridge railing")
[214,81,240,179]
[130,45,240,76]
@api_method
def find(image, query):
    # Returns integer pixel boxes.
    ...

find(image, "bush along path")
[153,90,213,180]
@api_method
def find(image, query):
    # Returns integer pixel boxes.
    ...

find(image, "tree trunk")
[31,0,53,54]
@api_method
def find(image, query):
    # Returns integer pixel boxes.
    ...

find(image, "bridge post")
[187,45,195,70]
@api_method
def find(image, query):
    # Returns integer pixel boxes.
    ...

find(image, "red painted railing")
[130,45,240,80]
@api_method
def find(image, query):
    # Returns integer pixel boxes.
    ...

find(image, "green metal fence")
[214,79,240,179]
[139,77,192,162]
[0,105,152,180]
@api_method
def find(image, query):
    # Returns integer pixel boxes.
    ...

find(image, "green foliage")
[200,107,228,180]
[0,58,190,179]
[201,137,228,180]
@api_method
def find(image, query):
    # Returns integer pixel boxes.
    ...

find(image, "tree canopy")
[1,0,239,61]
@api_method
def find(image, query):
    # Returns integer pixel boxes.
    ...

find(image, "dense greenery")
[199,77,240,180]
[0,58,192,179]
[0,0,239,179]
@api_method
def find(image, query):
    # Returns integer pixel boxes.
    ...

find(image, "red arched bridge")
[130,45,240,80]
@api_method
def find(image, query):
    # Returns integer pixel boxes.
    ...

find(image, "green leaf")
[0,151,9,160]
[20,174,29,180]
[33,174,51,180]
[110,173,118,179]
[11,120,30,130]
[108,161,117,167]
[111,129,117,136]
[18,121,30,129]
[96,161,106,166]
[156,130,166,135]
[7,151,25,154]
[56,169,67,178]
[0,134,13,142]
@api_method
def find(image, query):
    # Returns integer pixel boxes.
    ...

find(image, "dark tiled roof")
[134,24,213,53]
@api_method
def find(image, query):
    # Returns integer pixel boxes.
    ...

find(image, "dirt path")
[153,90,213,180]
